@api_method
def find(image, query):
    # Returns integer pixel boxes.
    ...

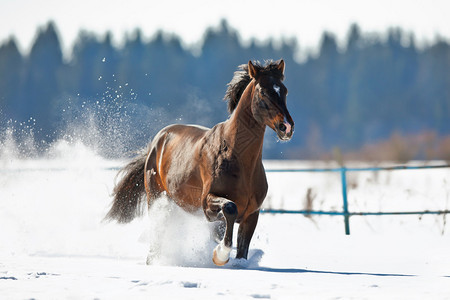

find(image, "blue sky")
[1,0,449,55]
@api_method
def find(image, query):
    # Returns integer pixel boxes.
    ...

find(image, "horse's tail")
[104,150,148,223]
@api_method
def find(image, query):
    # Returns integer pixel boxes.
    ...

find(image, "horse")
[104,59,294,266]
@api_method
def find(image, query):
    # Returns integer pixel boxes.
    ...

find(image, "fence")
[4,161,449,235]
[261,164,450,235]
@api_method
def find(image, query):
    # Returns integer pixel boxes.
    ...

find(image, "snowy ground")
[1,140,450,299]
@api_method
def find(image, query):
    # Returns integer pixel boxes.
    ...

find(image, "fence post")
[340,167,350,235]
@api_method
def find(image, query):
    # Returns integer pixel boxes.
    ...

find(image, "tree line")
[0,20,449,159]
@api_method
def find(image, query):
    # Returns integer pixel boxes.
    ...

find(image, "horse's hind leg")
[144,169,166,266]
[143,149,166,265]
[204,194,237,266]
[210,220,226,244]
[236,210,259,259]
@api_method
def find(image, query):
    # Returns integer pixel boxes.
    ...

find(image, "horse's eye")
[260,89,266,97]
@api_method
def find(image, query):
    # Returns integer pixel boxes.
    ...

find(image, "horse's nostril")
[278,123,286,132]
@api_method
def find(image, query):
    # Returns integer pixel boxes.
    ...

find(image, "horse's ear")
[277,59,285,75]
[248,60,258,79]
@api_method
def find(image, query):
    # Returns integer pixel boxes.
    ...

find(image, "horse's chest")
[211,139,240,177]
[215,157,239,178]
[211,156,266,200]
[212,155,240,192]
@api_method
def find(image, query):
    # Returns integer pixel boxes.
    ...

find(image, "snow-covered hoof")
[212,242,231,266]
[146,254,155,265]
[146,249,159,265]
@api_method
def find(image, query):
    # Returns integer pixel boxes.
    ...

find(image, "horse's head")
[248,60,294,141]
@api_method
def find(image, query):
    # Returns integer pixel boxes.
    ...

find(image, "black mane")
[224,60,285,114]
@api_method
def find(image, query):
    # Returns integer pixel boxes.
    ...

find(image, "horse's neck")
[223,81,265,161]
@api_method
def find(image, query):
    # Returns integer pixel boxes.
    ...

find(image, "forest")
[0,20,449,160]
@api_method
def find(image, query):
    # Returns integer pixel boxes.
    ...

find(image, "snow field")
[1,141,450,299]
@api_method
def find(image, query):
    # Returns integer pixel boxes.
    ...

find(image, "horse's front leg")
[236,210,259,259]
[203,194,237,266]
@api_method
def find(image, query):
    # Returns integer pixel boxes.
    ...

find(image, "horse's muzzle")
[276,120,294,141]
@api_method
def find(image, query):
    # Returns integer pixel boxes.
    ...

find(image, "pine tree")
[22,21,63,140]
[0,38,24,120]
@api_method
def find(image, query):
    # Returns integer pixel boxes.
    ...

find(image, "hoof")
[146,248,160,265]
[213,248,229,266]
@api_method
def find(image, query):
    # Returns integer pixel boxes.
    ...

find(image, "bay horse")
[104,59,294,266]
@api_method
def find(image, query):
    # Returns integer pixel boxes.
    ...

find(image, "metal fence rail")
[261,164,450,235]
